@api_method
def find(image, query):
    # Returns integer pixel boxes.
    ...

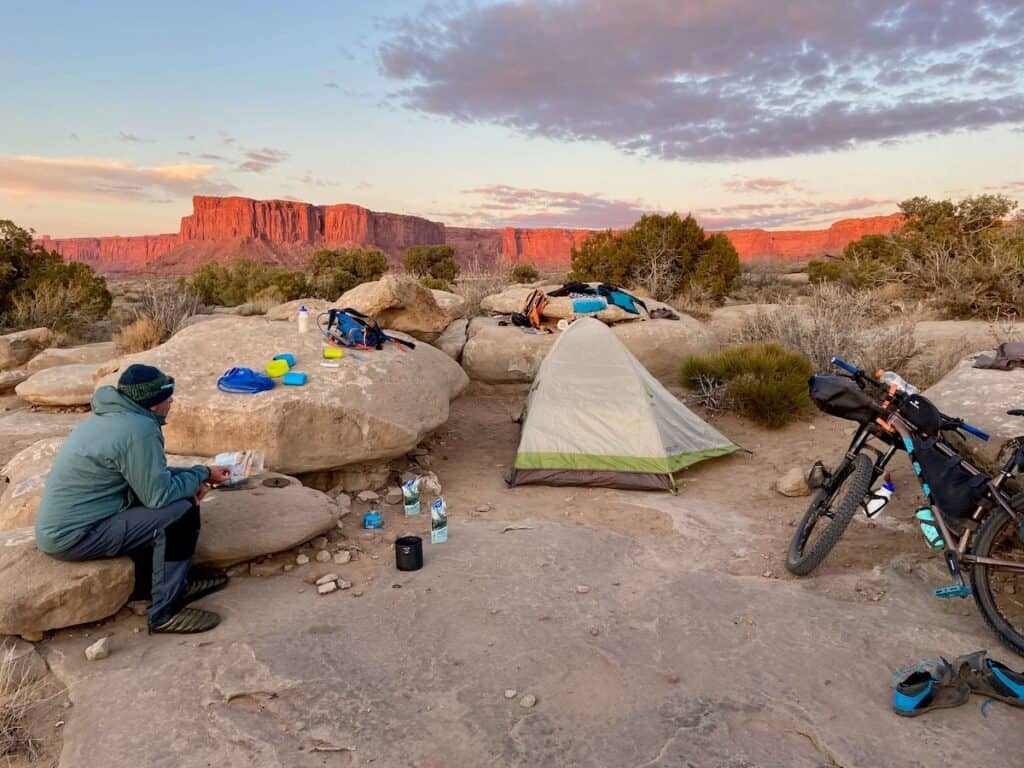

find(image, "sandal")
[183,573,229,605]
[954,650,1024,707]
[149,607,221,634]
[892,657,970,717]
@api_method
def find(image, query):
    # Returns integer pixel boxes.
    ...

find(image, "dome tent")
[507,317,737,491]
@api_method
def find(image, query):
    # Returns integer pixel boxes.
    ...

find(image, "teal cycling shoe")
[892,657,969,717]
[955,650,1024,708]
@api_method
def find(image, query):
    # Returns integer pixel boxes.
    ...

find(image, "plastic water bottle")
[880,371,919,395]
[865,481,894,518]
[297,305,310,334]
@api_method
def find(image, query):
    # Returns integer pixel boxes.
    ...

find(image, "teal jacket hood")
[35,387,208,554]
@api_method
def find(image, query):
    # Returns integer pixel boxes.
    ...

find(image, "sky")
[2,0,1023,238]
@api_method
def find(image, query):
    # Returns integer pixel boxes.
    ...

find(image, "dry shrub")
[452,271,511,317]
[681,342,814,428]
[6,280,105,332]
[734,283,919,373]
[903,340,972,390]
[113,316,165,354]
[236,287,285,317]
[1,648,48,761]
[138,283,199,335]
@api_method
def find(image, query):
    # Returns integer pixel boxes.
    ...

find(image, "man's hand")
[208,465,232,485]
[194,482,211,504]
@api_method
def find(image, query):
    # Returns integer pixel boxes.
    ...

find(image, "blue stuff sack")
[217,367,275,394]
[571,297,608,314]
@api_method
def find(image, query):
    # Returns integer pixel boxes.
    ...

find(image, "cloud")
[295,173,338,187]
[324,81,340,89]
[219,130,236,146]
[186,135,196,141]
[723,177,795,193]
[0,155,238,204]
[354,179,372,191]
[119,131,154,144]
[237,147,289,173]
[199,152,227,161]
[379,0,1024,161]
[446,184,650,228]
[69,133,79,142]
[696,197,895,229]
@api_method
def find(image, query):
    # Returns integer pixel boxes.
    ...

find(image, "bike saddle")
[1008,410,1024,417]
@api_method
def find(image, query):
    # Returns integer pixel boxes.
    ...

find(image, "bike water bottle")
[915,508,945,549]
[297,305,310,334]
[879,371,919,395]
[865,481,895,518]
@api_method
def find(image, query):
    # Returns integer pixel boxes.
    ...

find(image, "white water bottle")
[866,481,895,518]
[297,305,310,334]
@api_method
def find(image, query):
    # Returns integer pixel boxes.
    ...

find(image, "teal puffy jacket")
[35,386,210,554]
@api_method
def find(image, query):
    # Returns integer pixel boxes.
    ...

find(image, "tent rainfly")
[507,317,738,491]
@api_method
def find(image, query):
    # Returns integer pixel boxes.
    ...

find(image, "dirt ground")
[12,392,1024,767]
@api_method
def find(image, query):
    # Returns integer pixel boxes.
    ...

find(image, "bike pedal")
[933,585,972,599]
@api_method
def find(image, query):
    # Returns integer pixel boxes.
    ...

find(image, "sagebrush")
[681,342,814,428]
[113,317,165,354]
[0,646,49,761]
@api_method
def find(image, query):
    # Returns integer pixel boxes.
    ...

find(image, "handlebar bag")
[913,436,988,521]
[808,374,878,423]
[898,394,945,437]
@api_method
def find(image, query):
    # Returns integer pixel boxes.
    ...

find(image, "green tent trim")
[514,444,739,474]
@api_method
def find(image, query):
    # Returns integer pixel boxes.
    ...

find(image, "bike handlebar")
[830,357,990,442]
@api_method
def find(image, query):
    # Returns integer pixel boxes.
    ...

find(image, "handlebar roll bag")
[808,375,878,424]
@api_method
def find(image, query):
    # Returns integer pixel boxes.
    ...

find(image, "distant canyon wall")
[38,195,903,275]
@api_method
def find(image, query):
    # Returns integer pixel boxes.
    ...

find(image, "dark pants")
[54,499,199,626]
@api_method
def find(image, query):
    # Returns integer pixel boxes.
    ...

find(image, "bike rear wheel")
[786,453,874,575]
[971,507,1024,658]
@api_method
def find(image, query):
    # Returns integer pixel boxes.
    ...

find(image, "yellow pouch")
[266,359,290,377]
[323,347,343,359]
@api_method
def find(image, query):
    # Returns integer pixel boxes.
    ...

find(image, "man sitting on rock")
[35,364,232,634]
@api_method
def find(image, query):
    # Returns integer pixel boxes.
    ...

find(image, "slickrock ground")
[20,394,1023,768]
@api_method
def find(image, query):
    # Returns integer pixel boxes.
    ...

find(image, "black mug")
[395,536,423,571]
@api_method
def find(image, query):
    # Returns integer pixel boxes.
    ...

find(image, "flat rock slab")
[462,316,716,384]
[27,342,117,373]
[926,354,1024,465]
[42,521,1018,768]
[0,367,31,393]
[96,317,468,474]
[0,410,86,469]
[16,363,100,406]
[0,327,53,372]
[0,527,133,635]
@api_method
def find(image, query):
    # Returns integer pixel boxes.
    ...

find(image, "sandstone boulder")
[926,354,1024,466]
[194,474,340,567]
[16,363,100,406]
[0,528,134,635]
[0,328,53,372]
[462,316,716,385]
[0,437,64,531]
[337,275,457,342]
[0,410,86,468]
[0,367,31,393]
[26,342,117,373]
[0,637,48,691]
[430,289,469,319]
[96,317,468,474]
[435,318,469,361]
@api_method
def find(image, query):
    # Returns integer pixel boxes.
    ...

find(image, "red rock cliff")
[38,196,903,274]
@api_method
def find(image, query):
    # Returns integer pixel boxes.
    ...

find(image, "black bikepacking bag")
[808,374,879,424]
[898,393,945,437]
[913,436,988,521]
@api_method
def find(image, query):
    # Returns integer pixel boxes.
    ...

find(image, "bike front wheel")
[786,453,873,576]
[971,506,1024,658]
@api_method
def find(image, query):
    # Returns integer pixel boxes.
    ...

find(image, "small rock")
[338,579,353,590]
[20,632,44,643]
[504,689,517,699]
[317,582,338,595]
[226,565,247,578]
[84,637,110,661]
[589,627,600,637]
[519,694,537,709]
[128,601,148,617]
[357,490,379,503]
[312,536,329,550]
[315,573,339,586]
[774,468,810,498]
[249,561,283,577]
[575,585,591,594]
[762,570,773,578]
[384,487,403,505]
[421,473,442,496]
[296,554,310,566]
[352,589,364,597]
[334,551,352,565]
[477,504,491,513]
[336,494,352,515]
[411,447,430,457]
[284,564,294,572]
[315,550,332,563]
[359,532,380,543]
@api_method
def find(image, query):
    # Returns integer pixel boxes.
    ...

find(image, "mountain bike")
[786,357,1024,656]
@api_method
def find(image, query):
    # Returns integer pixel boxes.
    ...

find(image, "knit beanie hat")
[117,364,175,409]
